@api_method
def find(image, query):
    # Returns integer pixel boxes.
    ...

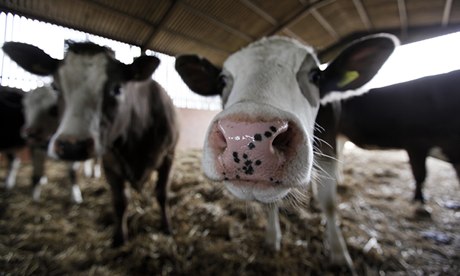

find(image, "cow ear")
[175,54,222,96]
[320,33,398,98]
[125,55,160,81]
[2,41,59,76]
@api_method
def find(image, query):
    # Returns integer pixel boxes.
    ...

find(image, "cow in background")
[22,85,84,203]
[329,69,460,204]
[0,86,26,189]
[175,34,397,272]
[3,41,179,247]
[0,85,85,203]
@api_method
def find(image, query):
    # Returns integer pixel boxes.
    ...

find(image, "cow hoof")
[414,204,432,219]
[330,254,356,276]
[71,185,83,204]
[112,237,125,248]
[161,224,173,235]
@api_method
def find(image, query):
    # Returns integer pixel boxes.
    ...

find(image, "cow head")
[22,86,59,146]
[3,41,160,161]
[176,34,397,203]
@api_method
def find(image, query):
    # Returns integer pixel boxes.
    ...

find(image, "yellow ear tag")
[338,70,359,88]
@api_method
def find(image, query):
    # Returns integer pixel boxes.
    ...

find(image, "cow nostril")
[272,126,292,154]
[211,124,227,153]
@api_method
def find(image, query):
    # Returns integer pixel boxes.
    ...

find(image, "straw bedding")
[1,147,459,275]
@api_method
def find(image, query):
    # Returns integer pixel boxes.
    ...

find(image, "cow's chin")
[224,180,291,203]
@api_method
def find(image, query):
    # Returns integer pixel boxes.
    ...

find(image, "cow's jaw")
[48,52,108,160]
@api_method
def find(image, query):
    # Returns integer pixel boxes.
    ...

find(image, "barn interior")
[0,0,459,275]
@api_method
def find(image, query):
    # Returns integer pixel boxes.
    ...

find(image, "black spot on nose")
[255,160,262,166]
[264,131,272,138]
[254,134,262,141]
[270,126,277,132]
[248,143,255,149]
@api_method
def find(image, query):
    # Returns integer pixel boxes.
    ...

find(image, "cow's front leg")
[30,147,46,201]
[313,156,353,271]
[265,203,281,251]
[5,153,21,190]
[103,155,129,247]
[156,154,174,234]
[68,162,83,204]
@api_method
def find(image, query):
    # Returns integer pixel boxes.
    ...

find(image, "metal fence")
[0,12,221,111]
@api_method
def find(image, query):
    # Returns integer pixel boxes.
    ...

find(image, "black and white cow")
[0,85,83,203]
[323,69,460,204]
[175,35,397,270]
[0,86,26,189]
[3,41,179,246]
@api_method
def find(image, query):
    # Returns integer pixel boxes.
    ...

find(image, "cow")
[22,85,84,203]
[175,34,397,271]
[0,85,83,203]
[2,41,180,247]
[328,69,460,204]
[0,86,26,189]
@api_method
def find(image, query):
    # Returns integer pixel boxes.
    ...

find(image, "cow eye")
[51,83,59,92]
[111,84,122,97]
[48,105,58,117]
[218,75,227,89]
[308,68,321,85]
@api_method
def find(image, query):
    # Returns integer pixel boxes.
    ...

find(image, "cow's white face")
[2,41,160,161]
[205,38,321,202]
[22,86,59,144]
[48,52,110,159]
[176,35,397,203]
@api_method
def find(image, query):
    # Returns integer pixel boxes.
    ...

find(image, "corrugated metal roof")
[0,0,459,64]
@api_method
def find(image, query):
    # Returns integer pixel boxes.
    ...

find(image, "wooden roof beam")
[80,0,230,56]
[265,0,336,37]
[180,1,254,42]
[442,0,453,26]
[352,0,372,30]
[239,0,308,44]
[310,8,339,40]
[142,0,179,51]
[397,0,408,38]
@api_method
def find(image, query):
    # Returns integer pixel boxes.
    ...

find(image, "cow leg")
[156,154,174,234]
[5,153,21,190]
[407,148,428,203]
[313,156,353,271]
[30,147,46,201]
[103,156,129,247]
[83,158,101,178]
[83,159,93,178]
[265,203,281,250]
[94,158,102,179]
[68,162,83,204]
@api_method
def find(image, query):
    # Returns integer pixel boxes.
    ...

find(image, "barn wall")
[1,107,217,165]
[176,108,219,150]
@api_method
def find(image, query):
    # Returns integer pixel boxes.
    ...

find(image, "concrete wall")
[176,108,219,150]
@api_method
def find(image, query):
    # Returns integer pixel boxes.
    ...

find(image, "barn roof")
[1,0,459,64]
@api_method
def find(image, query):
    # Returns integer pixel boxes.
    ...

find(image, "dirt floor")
[0,146,459,275]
